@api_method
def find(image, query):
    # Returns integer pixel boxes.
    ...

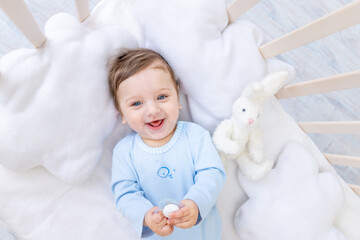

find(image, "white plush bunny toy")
[213,71,288,180]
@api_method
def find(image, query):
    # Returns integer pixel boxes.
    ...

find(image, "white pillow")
[0,12,137,184]
[235,142,345,240]
[133,0,295,132]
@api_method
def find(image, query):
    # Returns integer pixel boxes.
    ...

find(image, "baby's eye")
[157,95,167,100]
[131,101,142,107]
[242,108,246,112]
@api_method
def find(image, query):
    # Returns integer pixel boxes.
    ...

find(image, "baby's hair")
[108,48,178,113]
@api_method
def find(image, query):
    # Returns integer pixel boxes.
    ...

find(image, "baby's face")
[117,61,180,147]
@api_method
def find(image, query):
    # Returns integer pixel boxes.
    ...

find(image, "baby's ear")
[117,108,127,124]
[176,84,181,97]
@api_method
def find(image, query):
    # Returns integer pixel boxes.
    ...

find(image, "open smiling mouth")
[146,119,164,130]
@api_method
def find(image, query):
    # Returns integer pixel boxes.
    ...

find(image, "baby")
[108,48,225,239]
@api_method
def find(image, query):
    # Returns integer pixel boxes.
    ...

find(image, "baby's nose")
[146,102,160,116]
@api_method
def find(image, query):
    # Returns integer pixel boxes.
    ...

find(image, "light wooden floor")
[0,0,359,238]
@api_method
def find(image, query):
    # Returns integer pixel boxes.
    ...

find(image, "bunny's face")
[232,97,263,127]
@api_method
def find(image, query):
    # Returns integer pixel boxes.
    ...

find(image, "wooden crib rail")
[227,0,261,23]
[325,154,360,169]
[75,0,90,22]
[311,129,360,195]
[259,0,360,59]
[0,0,90,48]
[349,184,360,195]
[298,121,360,135]
[276,70,360,99]
[299,121,360,175]
[0,0,46,48]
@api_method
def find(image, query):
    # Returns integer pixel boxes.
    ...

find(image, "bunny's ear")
[260,71,289,98]
[242,82,265,100]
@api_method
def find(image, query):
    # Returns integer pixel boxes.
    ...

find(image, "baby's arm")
[111,148,158,238]
[181,130,226,226]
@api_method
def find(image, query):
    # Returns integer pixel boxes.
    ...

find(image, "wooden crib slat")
[259,1,360,59]
[75,0,90,22]
[276,70,360,99]
[349,184,360,195]
[325,154,360,169]
[227,0,261,23]
[324,154,360,195]
[298,121,360,135]
[0,0,46,48]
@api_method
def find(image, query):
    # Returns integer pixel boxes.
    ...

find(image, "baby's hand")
[167,200,199,229]
[144,207,174,236]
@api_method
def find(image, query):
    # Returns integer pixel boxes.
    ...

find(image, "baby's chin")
[142,126,177,146]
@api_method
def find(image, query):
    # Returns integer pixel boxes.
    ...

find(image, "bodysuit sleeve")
[111,144,154,238]
[183,130,226,222]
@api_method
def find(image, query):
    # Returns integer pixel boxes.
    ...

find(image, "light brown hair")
[108,48,178,113]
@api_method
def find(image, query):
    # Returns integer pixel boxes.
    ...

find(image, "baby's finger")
[151,214,163,225]
[155,209,165,217]
[174,219,194,229]
[167,215,187,226]
[157,223,174,236]
[148,208,164,224]
[168,207,188,219]
[149,206,160,214]
[159,215,169,226]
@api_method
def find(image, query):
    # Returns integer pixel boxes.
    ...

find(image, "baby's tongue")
[149,120,162,127]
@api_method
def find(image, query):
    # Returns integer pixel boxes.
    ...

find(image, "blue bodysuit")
[111,121,226,239]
